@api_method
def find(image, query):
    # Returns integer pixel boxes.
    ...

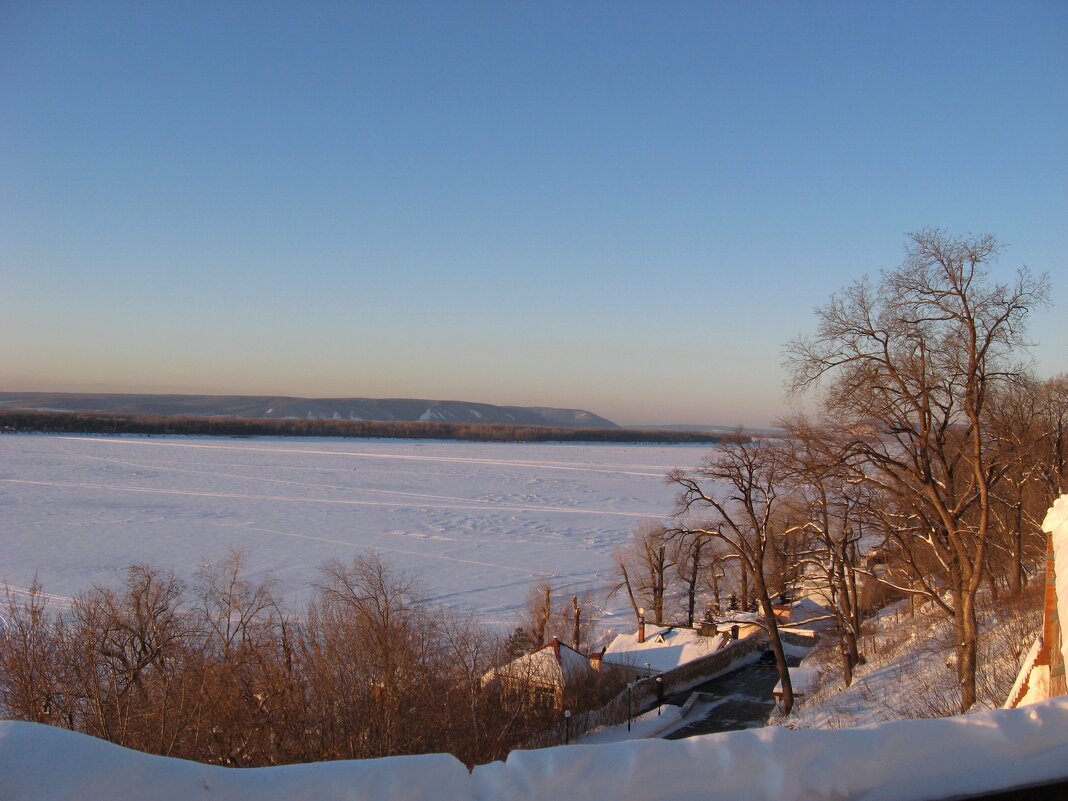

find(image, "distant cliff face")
[0,393,619,429]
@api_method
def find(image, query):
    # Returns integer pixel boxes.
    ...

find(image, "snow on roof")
[789,597,834,627]
[719,610,765,625]
[603,626,725,674]
[1042,494,1068,673]
[492,638,593,687]
[773,667,820,696]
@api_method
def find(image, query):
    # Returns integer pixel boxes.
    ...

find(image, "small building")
[484,637,595,708]
[773,667,819,703]
[602,612,726,682]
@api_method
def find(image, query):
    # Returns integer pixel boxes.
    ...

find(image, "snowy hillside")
[0,392,619,429]
[772,589,1042,729]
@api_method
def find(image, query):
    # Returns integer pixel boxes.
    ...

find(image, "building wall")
[606,631,771,714]
[1043,532,1067,696]
[1008,509,1068,706]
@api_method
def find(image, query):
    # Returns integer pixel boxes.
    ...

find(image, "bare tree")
[523,582,554,646]
[668,440,797,713]
[193,551,292,765]
[518,581,599,652]
[1035,374,1068,496]
[553,591,599,653]
[779,417,866,685]
[61,565,199,753]
[0,581,61,724]
[668,527,722,627]
[785,229,1049,711]
[0,554,605,768]
[982,379,1061,595]
[301,552,438,759]
[610,522,674,625]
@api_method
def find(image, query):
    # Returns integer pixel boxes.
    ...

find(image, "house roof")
[773,666,819,696]
[490,638,593,687]
[788,597,835,628]
[602,626,725,674]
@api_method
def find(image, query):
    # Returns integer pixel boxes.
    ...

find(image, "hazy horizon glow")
[2,3,1065,427]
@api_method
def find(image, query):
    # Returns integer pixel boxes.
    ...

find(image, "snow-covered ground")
[773,591,1043,729]
[0,434,708,627]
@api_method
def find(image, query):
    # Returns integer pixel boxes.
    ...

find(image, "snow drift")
[4,697,1068,801]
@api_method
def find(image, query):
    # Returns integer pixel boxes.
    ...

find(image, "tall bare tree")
[668,528,712,627]
[779,417,866,685]
[668,440,797,713]
[785,229,1049,711]
[1035,374,1068,496]
[523,582,554,646]
[610,522,674,625]
[0,581,61,725]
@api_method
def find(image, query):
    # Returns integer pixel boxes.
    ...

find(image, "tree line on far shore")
[0,410,742,445]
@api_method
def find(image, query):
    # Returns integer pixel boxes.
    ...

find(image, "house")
[484,637,595,708]
[602,611,726,682]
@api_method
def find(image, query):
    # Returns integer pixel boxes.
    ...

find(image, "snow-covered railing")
[1006,494,1068,707]
[1004,636,1044,709]
[5,699,1068,801]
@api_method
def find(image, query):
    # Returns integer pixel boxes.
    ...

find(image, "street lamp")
[655,675,663,715]
[627,681,633,731]
[564,709,571,745]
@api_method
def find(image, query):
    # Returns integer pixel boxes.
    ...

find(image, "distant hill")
[0,392,619,430]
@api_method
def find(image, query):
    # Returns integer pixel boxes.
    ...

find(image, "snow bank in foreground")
[0,722,469,801]
[1042,494,1068,672]
[5,699,1068,801]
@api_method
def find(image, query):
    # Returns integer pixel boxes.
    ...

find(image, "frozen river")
[0,434,711,628]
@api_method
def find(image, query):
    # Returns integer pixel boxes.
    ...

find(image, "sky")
[1,1,1065,428]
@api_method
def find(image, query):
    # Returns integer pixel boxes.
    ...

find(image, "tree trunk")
[840,638,854,687]
[653,545,666,625]
[619,564,641,623]
[1012,501,1024,595]
[540,586,552,645]
[759,587,793,714]
[685,547,700,627]
[571,596,581,651]
[959,591,978,712]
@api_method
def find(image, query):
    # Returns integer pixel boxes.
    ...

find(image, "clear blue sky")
[2,1,1065,427]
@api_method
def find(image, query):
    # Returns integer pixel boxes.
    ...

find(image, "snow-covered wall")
[5,698,1068,801]
[1042,494,1068,683]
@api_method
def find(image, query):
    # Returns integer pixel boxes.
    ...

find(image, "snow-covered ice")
[0,434,707,626]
